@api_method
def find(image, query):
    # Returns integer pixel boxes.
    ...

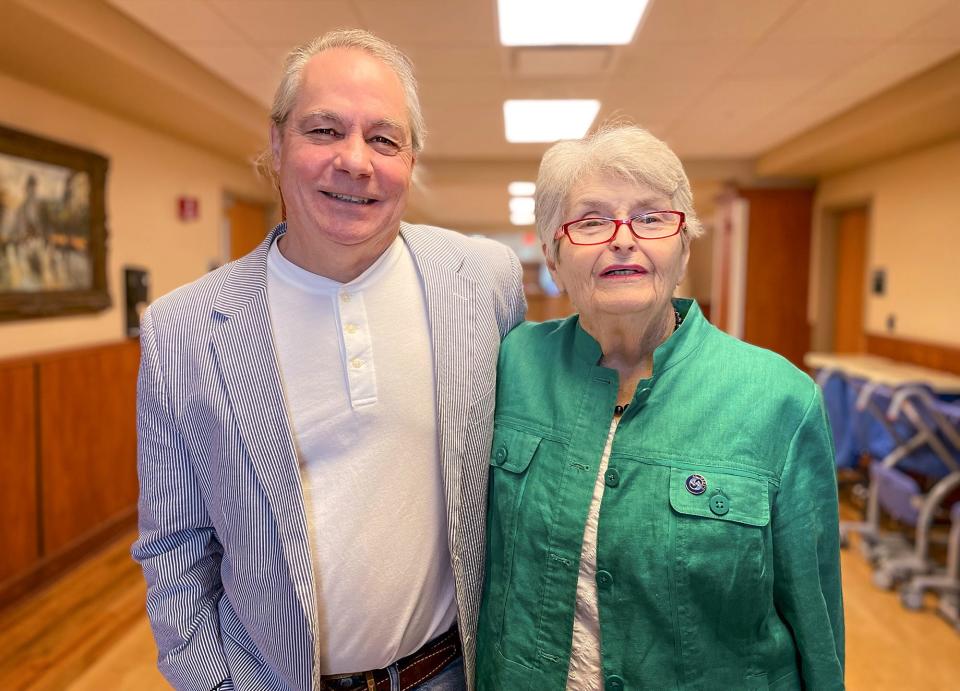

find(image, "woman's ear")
[677,232,691,286]
[543,243,565,293]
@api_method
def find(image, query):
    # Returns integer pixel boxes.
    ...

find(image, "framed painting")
[0,125,110,321]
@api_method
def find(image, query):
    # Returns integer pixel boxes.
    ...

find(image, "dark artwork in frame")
[0,124,110,321]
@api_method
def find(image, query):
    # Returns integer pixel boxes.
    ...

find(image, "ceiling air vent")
[511,46,614,78]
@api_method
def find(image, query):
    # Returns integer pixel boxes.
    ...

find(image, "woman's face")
[546,174,690,322]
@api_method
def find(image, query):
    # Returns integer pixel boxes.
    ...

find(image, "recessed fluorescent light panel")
[498,0,649,46]
[504,100,601,143]
[508,181,536,196]
[509,196,535,215]
[510,211,536,226]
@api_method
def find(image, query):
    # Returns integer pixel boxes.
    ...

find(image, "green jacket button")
[494,447,507,463]
[709,493,730,516]
[596,570,613,588]
[606,674,625,691]
[605,468,620,487]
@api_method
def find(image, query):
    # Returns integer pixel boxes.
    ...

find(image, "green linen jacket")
[477,299,844,690]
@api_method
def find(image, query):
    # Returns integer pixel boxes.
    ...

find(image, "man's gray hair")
[535,124,703,260]
[257,29,426,182]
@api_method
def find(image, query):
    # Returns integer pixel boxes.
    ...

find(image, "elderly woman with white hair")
[476,125,843,690]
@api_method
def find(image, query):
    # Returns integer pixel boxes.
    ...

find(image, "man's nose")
[334,133,374,178]
[609,220,638,252]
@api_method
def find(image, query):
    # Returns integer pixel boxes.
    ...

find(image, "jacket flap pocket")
[669,467,770,527]
[490,425,541,474]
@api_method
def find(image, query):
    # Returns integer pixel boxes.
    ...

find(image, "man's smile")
[321,190,376,205]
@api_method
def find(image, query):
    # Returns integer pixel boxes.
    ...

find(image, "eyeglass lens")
[566,212,681,242]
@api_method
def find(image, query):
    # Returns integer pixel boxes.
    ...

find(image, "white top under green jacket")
[477,298,844,690]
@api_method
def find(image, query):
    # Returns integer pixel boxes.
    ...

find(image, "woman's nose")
[609,220,638,252]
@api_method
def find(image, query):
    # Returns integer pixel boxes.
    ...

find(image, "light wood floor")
[1,508,959,690]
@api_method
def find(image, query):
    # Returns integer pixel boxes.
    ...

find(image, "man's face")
[271,48,415,268]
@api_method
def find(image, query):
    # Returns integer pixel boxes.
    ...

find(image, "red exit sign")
[178,196,200,221]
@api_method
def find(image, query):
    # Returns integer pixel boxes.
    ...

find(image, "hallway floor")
[2,502,959,690]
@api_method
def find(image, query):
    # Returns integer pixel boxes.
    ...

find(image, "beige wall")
[812,137,960,348]
[0,71,273,360]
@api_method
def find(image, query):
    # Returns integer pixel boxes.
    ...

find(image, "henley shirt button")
[344,323,357,334]
[340,293,351,303]
[605,468,620,487]
[606,674,625,691]
[350,358,363,369]
[685,474,707,495]
[709,493,730,516]
[596,570,613,589]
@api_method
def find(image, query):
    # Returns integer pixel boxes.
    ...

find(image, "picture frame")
[0,124,110,321]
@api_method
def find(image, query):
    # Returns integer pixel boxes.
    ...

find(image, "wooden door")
[227,199,269,261]
[832,208,868,353]
[741,188,814,368]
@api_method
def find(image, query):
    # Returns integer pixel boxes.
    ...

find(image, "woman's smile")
[598,263,649,279]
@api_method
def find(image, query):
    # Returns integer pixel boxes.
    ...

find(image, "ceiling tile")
[787,42,960,122]
[401,45,502,80]
[904,2,960,40]
[728,39,877,79]
[663,72,824,157]
[768,0,951,41]
[176,41,280,106]
[636,0,798,41]
[109,0,248,42]
[511,47,615,78]
[207,0,362,43]
[661,115,752,158]
[708,76,822,121]
[622,39,754,85]
[353,0,497,46]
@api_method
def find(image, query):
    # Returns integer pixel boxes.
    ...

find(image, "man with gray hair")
[133,29,525,691]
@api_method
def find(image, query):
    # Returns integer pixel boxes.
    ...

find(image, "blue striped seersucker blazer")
[132,222,526,691]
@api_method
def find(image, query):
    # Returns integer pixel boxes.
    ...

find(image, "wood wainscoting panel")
[0,361,39,585]
[526,293,575,323]
[38,341,140,556]
[866,334,960,376]
[741,188,814,369]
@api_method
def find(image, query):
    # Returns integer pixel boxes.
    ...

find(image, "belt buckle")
[322,672,373,690]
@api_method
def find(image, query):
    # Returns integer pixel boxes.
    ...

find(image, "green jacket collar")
[572,298,707,378]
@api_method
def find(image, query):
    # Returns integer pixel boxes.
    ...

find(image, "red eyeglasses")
[555,211,685,245]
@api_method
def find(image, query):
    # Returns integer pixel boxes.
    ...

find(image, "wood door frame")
[812,201,872,352]
[220,192,278,266]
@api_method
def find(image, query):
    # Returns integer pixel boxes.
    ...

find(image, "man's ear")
[270,124,283,174]
[543,243,565,293]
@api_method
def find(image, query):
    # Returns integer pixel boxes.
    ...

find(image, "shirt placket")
[338,289,378,408]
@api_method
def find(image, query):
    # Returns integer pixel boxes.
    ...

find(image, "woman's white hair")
[535,123,704,260]
[256,29,426,184]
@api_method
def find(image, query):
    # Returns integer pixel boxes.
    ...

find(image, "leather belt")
[319,625,461,691]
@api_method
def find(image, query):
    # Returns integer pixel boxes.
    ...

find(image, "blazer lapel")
[402,224,478,552]
[210,225,318,640]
